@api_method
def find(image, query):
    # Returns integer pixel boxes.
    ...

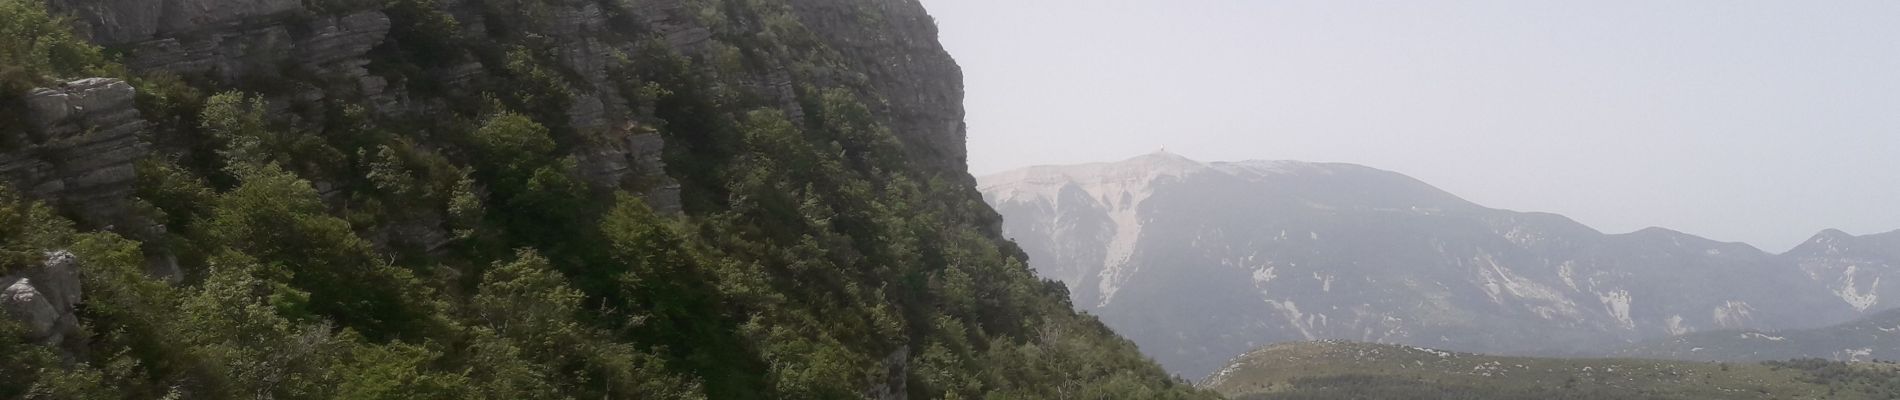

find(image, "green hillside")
[1205,341,1900,400]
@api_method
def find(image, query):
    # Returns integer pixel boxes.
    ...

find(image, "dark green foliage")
[205,163,442,340]
[469,249,705,399]
[0,186,73,275]
[465,111,592,259]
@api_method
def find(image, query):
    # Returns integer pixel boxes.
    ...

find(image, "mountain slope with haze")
[982,151,1900,378]
[1618,307,1900,362]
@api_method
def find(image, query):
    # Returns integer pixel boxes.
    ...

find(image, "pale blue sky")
[921,0,1900,252]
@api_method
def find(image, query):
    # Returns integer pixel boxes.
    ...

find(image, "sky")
[918,0,1900,252]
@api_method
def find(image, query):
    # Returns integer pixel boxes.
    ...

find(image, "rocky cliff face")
[27,0,967,214]
[982,152,1900,379]
[2,78,149,229]
[43,0,675,206]
[1,0,976,246]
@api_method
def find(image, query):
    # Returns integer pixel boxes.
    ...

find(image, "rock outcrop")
[1,78,149,228]
[865,345,909,400]
[1,252,82,347]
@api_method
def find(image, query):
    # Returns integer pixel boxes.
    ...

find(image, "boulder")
[1,251,82,346]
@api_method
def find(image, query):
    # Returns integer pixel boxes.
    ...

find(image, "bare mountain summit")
[981,152,1900,378]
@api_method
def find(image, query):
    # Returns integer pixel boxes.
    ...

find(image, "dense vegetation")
[0,0,1211,398]
[1209,341,1900,400]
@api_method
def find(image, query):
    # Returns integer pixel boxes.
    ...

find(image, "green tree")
[0,185,73,275]
[199,92,274,174]
[204,163,440,340]
[467,111,589,252]
[0,0,113,94]
[473,249,704,399]
[177,254,342,399]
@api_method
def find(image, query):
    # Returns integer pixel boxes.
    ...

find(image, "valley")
[1205,341,1900,400]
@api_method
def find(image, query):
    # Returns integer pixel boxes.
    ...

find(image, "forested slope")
[0,0,1211,398]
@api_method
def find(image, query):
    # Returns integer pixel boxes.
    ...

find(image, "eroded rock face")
[296,12,396,96]
[126,10,391,92]
[577,128,683,212]
[51,0,299,45]
[865,345,909,400]
[2,78,149,228]
[1,252,83,346]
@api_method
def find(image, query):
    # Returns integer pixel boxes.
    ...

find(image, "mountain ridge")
[989,152,1870,253]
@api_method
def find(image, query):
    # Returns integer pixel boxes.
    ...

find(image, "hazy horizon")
[922,0,1900,252]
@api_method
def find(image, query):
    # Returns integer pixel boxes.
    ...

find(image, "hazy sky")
[920,0,1900,252]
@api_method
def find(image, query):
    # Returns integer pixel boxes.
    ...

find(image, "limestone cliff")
[3,78,148,229]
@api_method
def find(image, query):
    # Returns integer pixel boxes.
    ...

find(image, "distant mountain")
[980,151,1900,378]
[1618,307,1900,362]
[1785,230,1900,314]
[1203,341,1900,400]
